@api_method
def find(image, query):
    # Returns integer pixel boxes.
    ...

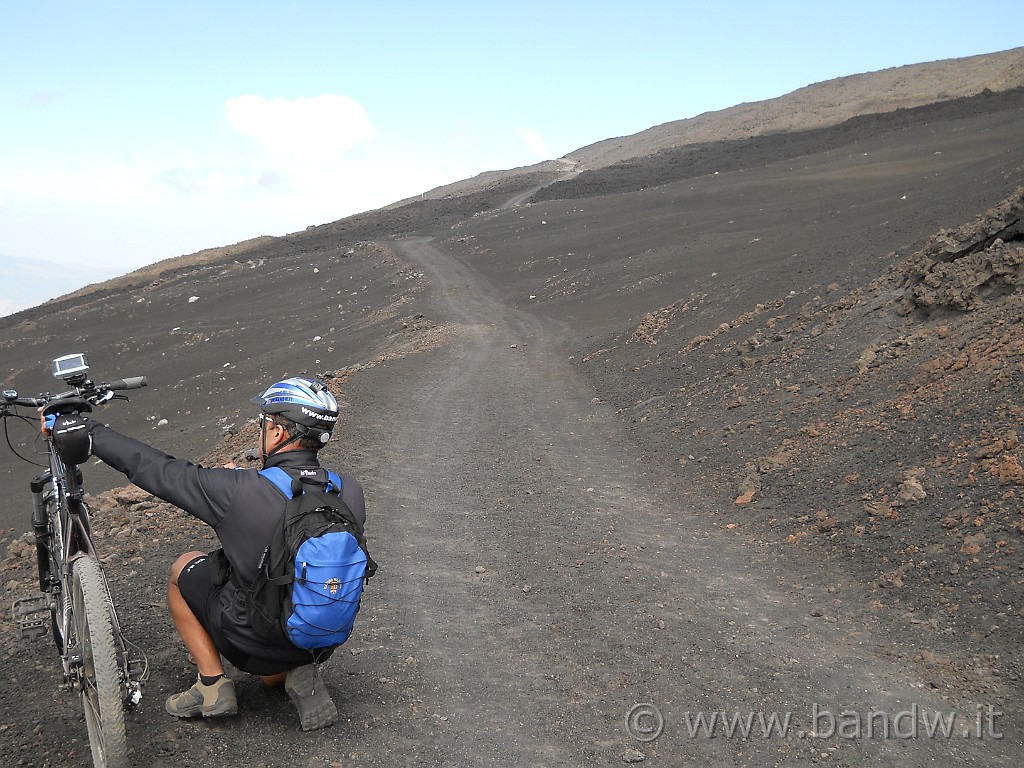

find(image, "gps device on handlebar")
[51,353,91,383]
[1,354,147,415]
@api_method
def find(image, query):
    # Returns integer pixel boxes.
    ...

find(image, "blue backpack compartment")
[288,531,368,648]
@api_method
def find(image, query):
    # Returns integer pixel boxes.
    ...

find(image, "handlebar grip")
[11,396,46,408]
[3,390,45,407]
[109,376,148,391]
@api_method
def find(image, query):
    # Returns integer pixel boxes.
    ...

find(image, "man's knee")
[170,550,207,585]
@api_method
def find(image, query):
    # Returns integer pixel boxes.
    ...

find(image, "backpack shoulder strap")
[325,470,343,494]
[258,466,298,498]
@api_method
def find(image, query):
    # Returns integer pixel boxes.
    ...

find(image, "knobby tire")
[71,556,129,768]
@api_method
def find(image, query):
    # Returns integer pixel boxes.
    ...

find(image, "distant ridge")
[19,46,1024,310]
[567,46,1024,169]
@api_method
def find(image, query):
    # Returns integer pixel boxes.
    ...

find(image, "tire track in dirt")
[339,238,1013,766]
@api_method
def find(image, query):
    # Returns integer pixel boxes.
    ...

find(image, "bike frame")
[42,446,139,701]
[4,375,148,703]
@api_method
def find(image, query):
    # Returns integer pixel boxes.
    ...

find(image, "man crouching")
[50,377,368,731]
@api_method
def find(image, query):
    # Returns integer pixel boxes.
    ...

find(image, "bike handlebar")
[2,376,148,409]
[3,392,46,408]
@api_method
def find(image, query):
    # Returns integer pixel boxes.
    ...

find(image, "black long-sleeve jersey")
[89,423,366,661]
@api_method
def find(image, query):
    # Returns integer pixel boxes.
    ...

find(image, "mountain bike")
[3,353,148,768]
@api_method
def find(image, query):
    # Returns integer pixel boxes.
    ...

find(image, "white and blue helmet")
[251,376,339,443]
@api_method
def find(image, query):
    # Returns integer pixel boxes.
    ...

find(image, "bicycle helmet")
[251,376,339,444]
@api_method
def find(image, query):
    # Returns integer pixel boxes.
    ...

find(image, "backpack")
[245,466,377,651]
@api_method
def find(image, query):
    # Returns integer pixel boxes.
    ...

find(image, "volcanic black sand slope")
[1,50,1024,767]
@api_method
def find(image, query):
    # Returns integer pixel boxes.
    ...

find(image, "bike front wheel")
[71,556,129,768]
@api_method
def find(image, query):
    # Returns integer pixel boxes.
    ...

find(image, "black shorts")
[177,553,320,676]
[176,554,254,672]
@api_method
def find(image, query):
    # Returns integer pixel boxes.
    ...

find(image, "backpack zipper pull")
[300,562,307,586]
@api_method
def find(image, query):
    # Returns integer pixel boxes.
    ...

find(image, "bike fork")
[31,473,52,590]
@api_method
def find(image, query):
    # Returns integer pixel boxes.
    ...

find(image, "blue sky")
[0,1,1020,298]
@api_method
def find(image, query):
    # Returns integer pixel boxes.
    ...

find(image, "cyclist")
[47,376,366,730]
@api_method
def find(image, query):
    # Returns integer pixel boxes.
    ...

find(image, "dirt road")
[335,238,1013,766]
[3,236,1014,767]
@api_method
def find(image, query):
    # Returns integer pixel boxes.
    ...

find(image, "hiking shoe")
[165,674,238,718]
[285,664,338,731]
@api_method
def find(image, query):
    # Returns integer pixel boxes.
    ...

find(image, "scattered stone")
[812,510,839,533]
[975,440,1006,459]
[961,533,988,556]
[856,346,877,374]
[734,490,756,506]
[734,465,761,505]
[898,476,927,505]
[997,455,1024,485]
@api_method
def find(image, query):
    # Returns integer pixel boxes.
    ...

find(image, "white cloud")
[223,94,377,160]
[209,93,391,219]
[517,125,552,160]
[2,94,544,275]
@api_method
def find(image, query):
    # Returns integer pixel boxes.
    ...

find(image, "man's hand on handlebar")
[39,397,92,435]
